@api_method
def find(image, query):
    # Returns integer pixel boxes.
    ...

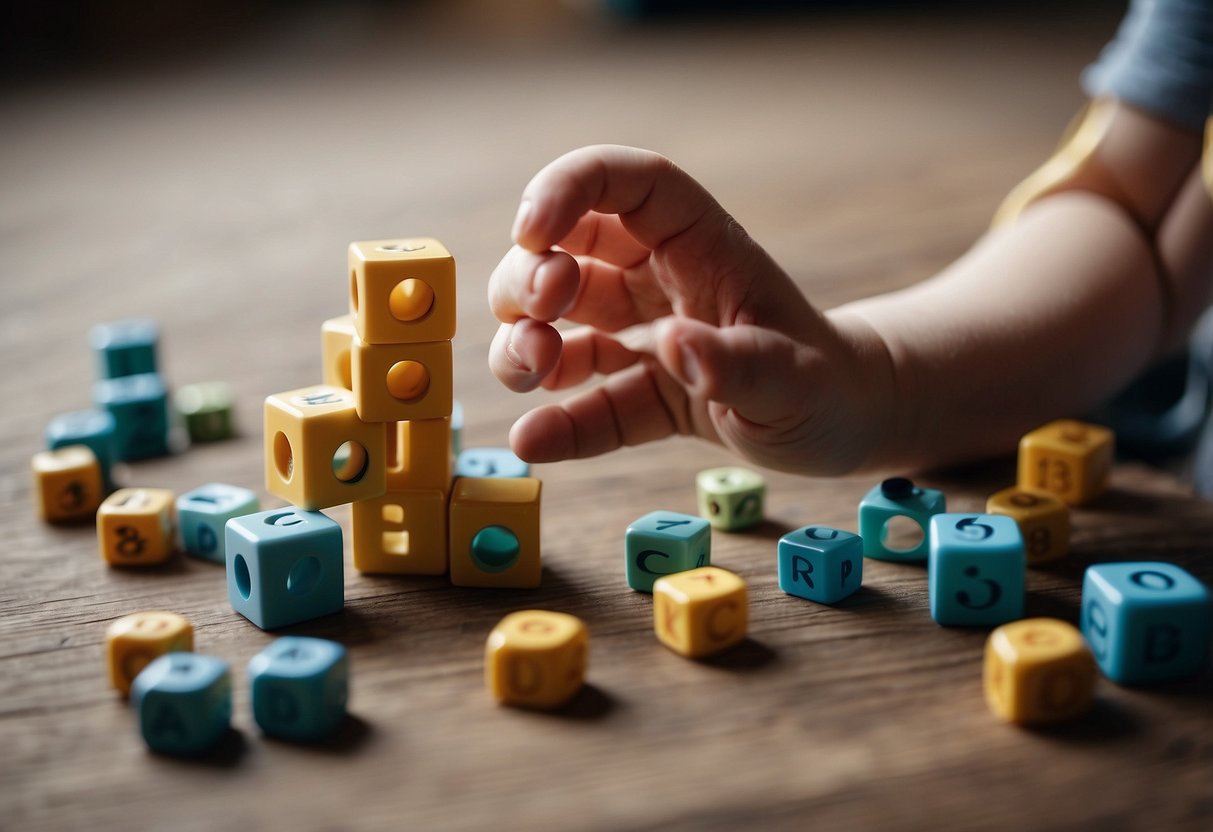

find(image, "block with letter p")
[653,567,747,659]
[777,525,863,604]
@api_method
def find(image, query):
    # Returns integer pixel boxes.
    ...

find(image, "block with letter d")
[485,610,587,709]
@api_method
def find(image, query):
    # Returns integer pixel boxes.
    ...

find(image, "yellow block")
[351,335,453,423]
[352,489,448,575]
[485,610,588,709]
[97,488,175,567]
[653,566,747,659]
[984,618,1096,726]
[31,446,104,523]
[986,486,1070,565]
[449,477,542,588]
[349,238,456,345]
[321,314,355,390]
[264,384,387,511]
[106,611,194,697]
[386,418,453,491]
[1017,419,1114,506]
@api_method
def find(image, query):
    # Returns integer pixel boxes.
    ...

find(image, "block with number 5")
[97,488,175,567]
[928,513,1025,627]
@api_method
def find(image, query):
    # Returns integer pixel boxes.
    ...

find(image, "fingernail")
[679,340,701,387]
[506,333,533,373]
[511,199,533,243]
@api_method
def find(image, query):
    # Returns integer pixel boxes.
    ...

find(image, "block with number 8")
[98,488,176,567]
[986,486,1069,565]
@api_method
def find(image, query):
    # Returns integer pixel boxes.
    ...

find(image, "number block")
[653,566,748,659]
[106,611,194,697]
[625,511,711,593]
[452,399,464,456]
[352,489,447,575]
[986,486,1069,565]
[90,319,158,379]
[1081,562,1211,684]
[130,653,231,756]
[984,618,1096,726]
[32,446,104,523]
[1018,419,1114,506]
[454,447,529,480]
[928,513,1025,627]
[348,238,456,345]
[449,477,542,588]
[777,525,863,605]
[176,483,259,563]
[226,509,344,630]
[175,381,235,443]
[93,372,170,461]
[387,418,452,491]
[46,409,116,488]
[97,488,176,567]
[858,477,946,562]
[350,335,453,423]
[248,637,349,741]
[696,467,765,531]
[485,610,588,709]
[264,384,386,511]
[321,314,355,390]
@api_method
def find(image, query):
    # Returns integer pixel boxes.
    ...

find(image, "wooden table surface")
[3,3,1210,830]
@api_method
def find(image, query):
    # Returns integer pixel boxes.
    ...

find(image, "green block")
[696,466,765,531]
[176,382,235,442]
[625,511,711,593]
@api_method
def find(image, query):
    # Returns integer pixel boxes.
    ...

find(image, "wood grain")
[2,4,1210,830]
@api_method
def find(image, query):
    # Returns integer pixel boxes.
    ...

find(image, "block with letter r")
[625,511,711,593]
[777,525,863,605]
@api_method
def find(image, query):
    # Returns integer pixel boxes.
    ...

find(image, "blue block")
[455,447,529,479]
[625,511,711,593]
[177,483,260,563]
[858,477,946,562]
[248,637,349,741]
[451,399,464,456]
[130,653,231,756]
[1082,562,1211,685]
[93,372,169,461]
[778,525,863,605]
[929,513,1025,627]
[90,319,159,379]
[225,508,344,630]
[46,409,117,487]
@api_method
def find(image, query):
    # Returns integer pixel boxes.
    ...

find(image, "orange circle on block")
[389,278,434,323]
[386,360,430,402]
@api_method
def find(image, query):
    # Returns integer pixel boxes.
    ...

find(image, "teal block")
[93,372,169,461]
[451,399,464,456]
[248,637,349,741]
[90,319,159,379]
[928,513,1025,627]
[226,508,344,630]
[130,653,231,756]
[696,466,765,531]
[177,483,259,562]
[46,409,117,487]
[625,511,711,593]
[455,447,529,479]
[858,477,946,562]
[1082,562,1211,685]
[778,525,863,605]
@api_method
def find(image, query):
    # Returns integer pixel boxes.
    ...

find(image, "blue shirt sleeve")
[1082,0,1213,133]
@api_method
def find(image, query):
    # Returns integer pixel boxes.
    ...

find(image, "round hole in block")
[470,525,520,573]
[389,278,435,323]
[332,441,369,484]
[880,515,925,554]
[273,432,293,482]
[337,348,352,389]
[234,554,252,600]
[350,269,359,315]
[386,360,430,403]
[286,556,321,596]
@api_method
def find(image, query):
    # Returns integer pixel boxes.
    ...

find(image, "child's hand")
[488,145,896,474]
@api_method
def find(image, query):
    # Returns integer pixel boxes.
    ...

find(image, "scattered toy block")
[97,488,176,567]
[348,238,456,345]
[454,446,529,480]
[986,486,1069,565]
[31,446,104,523]
[625,511,711,593]
[449,477,541,588]
[176,483,259,563]
[653,566,747,659]
[929,513,1025,627]
[858,477,945,562]
[695,466,765,531]
[46,409,117,488]
[93,372,170,461]
[175,381,235,443]
[1018,419,1114,506]
[351,489,448,575]
[130,653,231,756]
[248,636,349,741]
[106,611,194,697]
[90,319,158,379]
[984,618,1096,725]
[485,610,588,709]
[777,525,863,605]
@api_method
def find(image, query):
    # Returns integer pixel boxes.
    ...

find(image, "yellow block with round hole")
[1017,419,1114,506]
[32,445,104,523]
[984,618,1096,726]
[348,238,456,345]
[653,566,747,659]
[106,611,194,697]
[486,610,587,709]
[986,486,1070,565]
[351,335,453,423]
[386,417,452,491]
[321,314,355,390]
[97,488,176,567]
[352,489,447,575]
[449,477,541,588]
[263,384,386,511]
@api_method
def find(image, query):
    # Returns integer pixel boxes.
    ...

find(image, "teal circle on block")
[287,556,322,596]
[470,525,520,573]
[234,554,252,600]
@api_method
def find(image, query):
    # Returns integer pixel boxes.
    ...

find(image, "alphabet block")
[93,372,170,461]
[106,611,194,697]
[31,446,104,523]
[653,566,747,659]
[929,513,1025,627]
[130,653,231,756]
[175,381,235,443]
[984,618,1096,725]
[449,477,541,588]
[350,335,453,423]
[176,483,259,563]
[695,467,765,531]
[986,486,1069,565]
[625,511,711,593]
[858,477,945,562]
[351,489,447,575]
[263,384,386,511]
[1018,419,1114,506]
[485,610,587,709]
[1081,562,1210,684]
[387,418,452,491]
[90,319,158,379]
[454,447,529,480]
[777,525,863,605]
[248,637,349,741]
[97,488,176,567]
[348,238,456,345]
[321,314,355,389]
[46,409,116,488]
